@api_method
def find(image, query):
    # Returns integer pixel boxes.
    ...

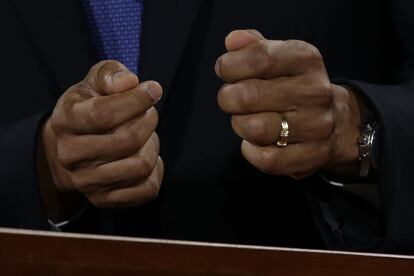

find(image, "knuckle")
[149,133,161,155]
[147,107,159,129]
[287,40,323,69]
[301,77,333,107]
[87,61,104,78]
[258,149,278,174]
[217,84,226,100]
[136,157,154,177]
[50,113,65,133]
[320,113,335,140]
[310,83,333,108]
[238,81,259,110]
[70,173,86,192]
[124,86,153,115]
[320,82,334,106]
[244,117,267,143]
[87,98,110,131]
[50,96,73,132]
[151,132,160,148]
[305,43,322,60]
[217,84,233,111]
[56,142,74,168]
[70,172,98,194]
[113,129,140,154]
[309,48,322,63]
[250,40,273,76]
[258,149,294,175]
[289,40,321,59]
[144,178,160,201]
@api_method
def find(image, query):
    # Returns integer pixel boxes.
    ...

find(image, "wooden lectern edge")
[1,227,412,260]
[3,227,414,275]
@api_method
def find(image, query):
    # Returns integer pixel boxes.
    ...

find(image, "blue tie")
[82,0,143,74]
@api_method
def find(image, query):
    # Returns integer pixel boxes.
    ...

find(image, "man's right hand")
[40,60,164,210]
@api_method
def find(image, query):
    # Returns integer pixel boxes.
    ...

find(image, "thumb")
[85,60,139,95]
[225,29,265,52]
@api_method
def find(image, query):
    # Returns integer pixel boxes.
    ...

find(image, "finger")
[231,112,294,146]
[71,133,160,193]
[88,157,164,208]
[70,81,162,133]
[56,108,158,169]
[85,60,140,95]
[232,109,334,146]
[216,39,324,83]
[218,77,300,114]
[241,140,328,176]
[224,29,264,52]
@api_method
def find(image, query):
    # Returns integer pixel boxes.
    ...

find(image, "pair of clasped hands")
[40,30,362,213]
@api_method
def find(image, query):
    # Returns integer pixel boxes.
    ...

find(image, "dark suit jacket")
[1,0,413,253]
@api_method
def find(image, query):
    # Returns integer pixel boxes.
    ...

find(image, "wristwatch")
[358,122,378,177]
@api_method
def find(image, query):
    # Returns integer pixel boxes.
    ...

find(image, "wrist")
[324,85,361,173]
[37,118,87,223]
[324,84,379,179]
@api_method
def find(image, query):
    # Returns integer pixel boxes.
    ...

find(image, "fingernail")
[111,70,128,83]
[244,29,259,36]
[146,83,162,103]
[244,29,264,39]
[215,58,222,78]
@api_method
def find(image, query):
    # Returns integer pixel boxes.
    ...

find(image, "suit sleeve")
[310,0,414,253]
[0,113,50,230]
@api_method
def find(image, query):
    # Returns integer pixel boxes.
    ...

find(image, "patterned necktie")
[82,0,143,74]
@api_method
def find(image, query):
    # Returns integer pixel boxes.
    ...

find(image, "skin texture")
[216,30,363,179]
[37,30,364,222]
[38,61,164,221]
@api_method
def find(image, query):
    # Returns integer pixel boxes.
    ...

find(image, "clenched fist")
[39,60,164,213]
[216,30,364,179]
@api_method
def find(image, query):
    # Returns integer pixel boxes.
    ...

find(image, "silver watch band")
[358,122,377,177]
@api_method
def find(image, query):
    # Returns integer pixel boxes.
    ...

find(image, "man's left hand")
[216,30,364,179]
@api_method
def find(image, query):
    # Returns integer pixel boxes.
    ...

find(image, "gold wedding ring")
[276,114,289,147]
